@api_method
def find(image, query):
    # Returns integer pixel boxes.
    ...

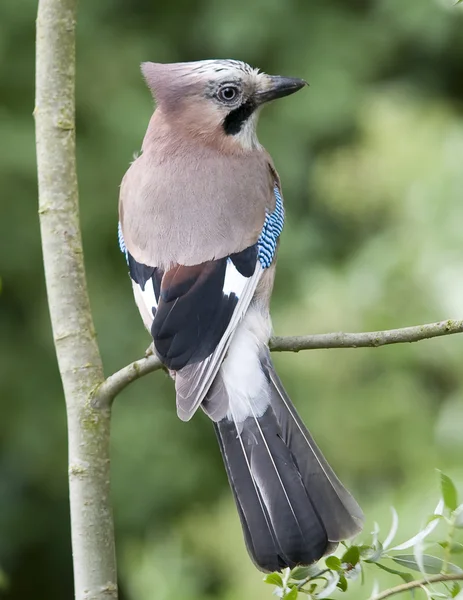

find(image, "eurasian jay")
[118,59,363,572]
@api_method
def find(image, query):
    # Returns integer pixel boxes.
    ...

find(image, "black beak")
[255,76,307,104]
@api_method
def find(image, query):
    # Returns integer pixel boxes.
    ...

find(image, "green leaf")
[364,541,384,564]
[337,574,348,592]
[264,572,283,587]
[440,472,458,511]
[451,582,461,598]
[426,513,444,526]
[359,544,374,557]
[290,565,318,581]
[325,556,342,571]
[392,554,443,574]
[375,562,414,584]
[341,545,360,567]
[283,585,298,600]
[439,541,463,554]
[317,572,341,598]
[447,562,463,575]
[390,503,443,552]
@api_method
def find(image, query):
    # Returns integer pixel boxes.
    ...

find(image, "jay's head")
[141,59,306,150]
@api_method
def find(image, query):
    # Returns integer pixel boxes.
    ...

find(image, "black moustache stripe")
[223,100,257,135]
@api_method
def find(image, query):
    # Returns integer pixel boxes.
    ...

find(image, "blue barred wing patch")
[257,186,285,268]
[118,221,129,264]
[119,186,284,271]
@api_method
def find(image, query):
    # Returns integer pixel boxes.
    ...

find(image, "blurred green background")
[1,0,463,598]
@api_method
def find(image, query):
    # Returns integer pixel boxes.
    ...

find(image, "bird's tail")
[212,350,364,573]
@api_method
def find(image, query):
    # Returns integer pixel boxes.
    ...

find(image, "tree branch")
[95,352,163,406]
[369,574,463,600]
[35,1,117,598]
[271,319,463,352]
[94,318,463,406]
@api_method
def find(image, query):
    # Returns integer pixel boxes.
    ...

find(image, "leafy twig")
[266,474,462,600]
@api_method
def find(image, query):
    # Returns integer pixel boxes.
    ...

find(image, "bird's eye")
[217,85,240,103]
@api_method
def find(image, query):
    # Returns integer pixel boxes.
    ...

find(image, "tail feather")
[212,353,363,572]
[214,417,281,571]
[261,350,364,541]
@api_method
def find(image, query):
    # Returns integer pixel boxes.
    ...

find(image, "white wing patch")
[140,278,158,315]
[223,258,249,298]
[132,278,158,332]
[119,221,159,330]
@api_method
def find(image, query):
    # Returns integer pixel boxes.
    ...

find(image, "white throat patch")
[234,111,261,151]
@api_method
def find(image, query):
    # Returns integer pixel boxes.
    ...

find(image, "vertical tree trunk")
[35,1,118,598]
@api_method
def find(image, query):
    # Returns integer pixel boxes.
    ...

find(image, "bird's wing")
[119,185,284,421]
[172,254,263,421]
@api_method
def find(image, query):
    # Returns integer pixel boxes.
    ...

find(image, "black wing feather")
[153,259,237,369]
[128,245,258,371]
